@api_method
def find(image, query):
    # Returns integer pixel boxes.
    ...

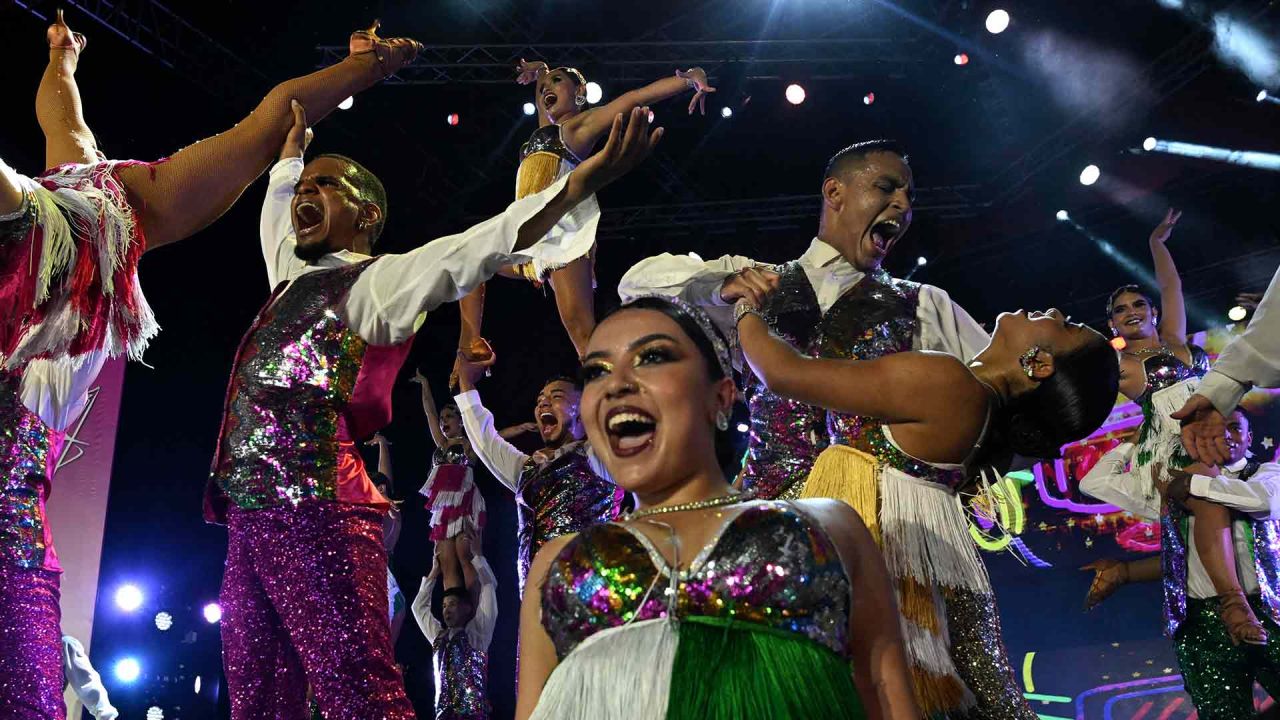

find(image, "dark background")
[3,0,1279,717]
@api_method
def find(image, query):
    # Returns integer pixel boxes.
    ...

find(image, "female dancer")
[516,297,919,720]
[451,60,716,384]
[1,12,420,368]
[1083,210,1266,644]
[737,301,1119,718]
[367,432,407,644]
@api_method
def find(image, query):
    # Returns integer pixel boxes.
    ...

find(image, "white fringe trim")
[1136,378,1198,499]
[880,466,993,594]
[529,619,677,720]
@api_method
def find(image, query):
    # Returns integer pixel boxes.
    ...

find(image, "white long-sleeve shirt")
[17,354,105,433]
[1197,264,1280,415]
[62,635,117,720]
[617,238,992,364]
[1080,443,1280,598]
[260,157,597,345]
[412,556,499,652]
[453,389,610,492]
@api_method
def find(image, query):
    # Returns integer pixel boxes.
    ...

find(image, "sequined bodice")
[434,443,470,468]
[518,124,581,165]
[1137,345,1209,404]
[432,630,490,719]
[540,501,851,661]
[0,369,62,570]
[211,263,371,510]
[843,420,970,491]
[515,442,622,590]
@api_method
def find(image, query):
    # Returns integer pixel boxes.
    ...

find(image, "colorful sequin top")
[0,369,64,571]
[205,261,412,522]
[518,124,584,166]
[839,418,970,492]
[432,629,491,720]
[516,441,624,591]
[1136,344,1209,406]
[539,501,851,661]
[742,262,920,499]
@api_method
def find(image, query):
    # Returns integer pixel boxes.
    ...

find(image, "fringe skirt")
[419,463,487,542]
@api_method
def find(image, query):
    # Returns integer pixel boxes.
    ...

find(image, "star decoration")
[1085,538,1094,548]
[1066,518,1076,528]
[1132,672,1142,678]
[1163,667,1173,673]
[1094,514,1105,524]
[1264,436,1275,450]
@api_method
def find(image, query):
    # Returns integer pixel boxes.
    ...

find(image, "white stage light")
[916,256,928,266]
[986,9,1010,34]
[522,102,536,116]
[954,53,970,66]
[736,423,750,433]
[115,584,143,612]
[203,602,223,624]
[585,82,603,104]
[785,84,806,105]
[721,106,733,118]
[1144,139,1280,171]
[1143,137,1157,151]
[337,96,354,111]
[194,675,203,694]
[114,658,141,683]
[1056,210,1070,221]
[1229,305,1248,321]
[154,612,173,631]
[1079,165,1101,186]
[1258,89,1269,102]
[863,92,876,105]
[146,708,164,720]
[446,113,460,126]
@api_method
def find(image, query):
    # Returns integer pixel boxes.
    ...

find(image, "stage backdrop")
[46,357,127,717]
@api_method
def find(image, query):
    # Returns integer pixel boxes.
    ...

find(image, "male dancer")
[1082,407,1280,717]
[619,141,1036,718]
[453,358,623,592]
[205,105,659,718]
[413,524,497,720]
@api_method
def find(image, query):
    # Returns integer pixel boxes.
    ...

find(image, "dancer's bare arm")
[515,535,575,720]
[1149,209,1188,348]
[564,69,714,154]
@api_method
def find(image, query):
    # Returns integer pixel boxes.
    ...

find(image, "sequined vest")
[1161,460,1280,637]
[207,261,409,520]
[742,262,920,499]
[0,370,63,571]
[432,629,490,720]
[515,442,623,591]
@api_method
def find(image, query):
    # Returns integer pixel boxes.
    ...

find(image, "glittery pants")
[221,501,414,720]
[1173,595,1280,720]
[0,564,63,720]
[944,588,1038,720]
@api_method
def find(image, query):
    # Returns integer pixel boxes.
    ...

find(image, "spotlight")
[115,584,143,612]
[1056,210,1069,221]
[785,84,806,105]
[1143,137,1157,151]
[1079,164,1101,186]
[1254,90,1280,105]
[986,9,1011,34]
[736,422,750,433]
[1142,139,1280,171]
[146,708,164,720]
[113,658,141,683]
[720,106,733,118]
[337,96,354,111]
[446,113,460,126]
[194,676,202,694]
[1229,305,1248,322]
[585,82,603,104]
[916,256,927,266]
[1110,336,1127,351]
[203,602,223,624]
[1259,90,1269,102]
[522,102,536,116]
[954,53,970,66]
[863,92,875,105]
[154,611,173,631]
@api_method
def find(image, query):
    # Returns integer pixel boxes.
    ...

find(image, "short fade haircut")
[315,153,388,247]
[823,140,909,182]
[542,374,582,393]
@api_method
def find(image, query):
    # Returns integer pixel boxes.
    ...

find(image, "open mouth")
[538,412,560,438]
[605,406,656,457]
[869,218,903,253]
[294,200,325,237]
[542,92,558,109]
[1124,316,1143,327]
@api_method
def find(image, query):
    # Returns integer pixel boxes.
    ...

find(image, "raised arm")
[516,59,555,128]
[1149,209,1187,347]
[515,535,575,720]
[260,102,313,289]
[410,370,451,449]
[462,541,500,652]
[565,69,714,154]
[368,432,394,482]
[455,359,530,493]
[411,555,444,645]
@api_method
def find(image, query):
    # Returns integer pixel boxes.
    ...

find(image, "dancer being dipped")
[1080,209,1268,646]
[451,59,716,382]
[206,102,660,718]
[2,12,421,369]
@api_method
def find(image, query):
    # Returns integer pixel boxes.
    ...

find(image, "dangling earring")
[1110,326,1118,337]
[715,410,729,431]
[574,94,587,107]
[1018,346,1042,378]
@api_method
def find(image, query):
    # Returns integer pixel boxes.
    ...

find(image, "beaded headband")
[624,294,734,381]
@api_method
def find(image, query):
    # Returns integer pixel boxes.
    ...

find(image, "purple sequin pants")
[221,501,414,720]
[0,564,63,720]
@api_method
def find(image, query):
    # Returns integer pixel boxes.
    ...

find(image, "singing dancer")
[413,524,498,720]
[737,300,1119,718]
[516,297,920,720]
[2,12,422,369]
[205,104,660,718]
[619,141,1003,714]
[451,59,716,383]
[1082,407,1280,717]
[453,358,624,592]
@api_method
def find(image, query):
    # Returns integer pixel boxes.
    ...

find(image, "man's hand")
[720,266,780,307]
[408,369,428,386]
[568,106,663,202]
[426,553,441,582]
[457,522,478,560]
[456,352,497,393]
[364,432,390,447]
[280,100,313,162]
[1163,467,1194,507]
[1171,394,1232,465]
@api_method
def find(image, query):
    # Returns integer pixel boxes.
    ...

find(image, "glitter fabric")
[842,420,968,491]
[516,441,624,591]
[1173,594,1280,719]
[432,629,491,719]
[519,124,584,164]
[0,369,63,572]
[1136,344,1209,405]
[421,444,486,542]
[540,501,851,660]
[209,262,378,516]
[944,588,1038,720]
[221,501,413,719]
[0,563,63,720]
